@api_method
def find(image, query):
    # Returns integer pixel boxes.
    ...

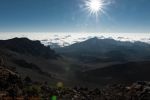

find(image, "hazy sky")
[0,0,150,33]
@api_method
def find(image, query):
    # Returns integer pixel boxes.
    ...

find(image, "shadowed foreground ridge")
[0,66,150,100]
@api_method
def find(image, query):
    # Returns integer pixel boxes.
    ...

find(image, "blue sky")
[0,0,150,33]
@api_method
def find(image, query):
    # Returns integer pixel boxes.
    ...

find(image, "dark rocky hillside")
[0,38,72,85]
[1,37,150,88]
[0,38,58,59]
[1,66,150,100]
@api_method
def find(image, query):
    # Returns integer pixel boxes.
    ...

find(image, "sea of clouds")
[0,32,150,47]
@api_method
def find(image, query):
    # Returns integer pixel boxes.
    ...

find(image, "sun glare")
[84,0,108,17]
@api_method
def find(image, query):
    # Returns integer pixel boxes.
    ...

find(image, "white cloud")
[0,32,150,47]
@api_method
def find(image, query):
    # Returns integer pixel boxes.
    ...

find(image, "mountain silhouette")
[0,38,58,59]
[56,37,150,62]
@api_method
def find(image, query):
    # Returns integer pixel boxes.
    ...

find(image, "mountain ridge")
[0,37,58,59]
[55,37,150,62]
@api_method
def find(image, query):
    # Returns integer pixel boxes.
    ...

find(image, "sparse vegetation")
[1,67,150,100]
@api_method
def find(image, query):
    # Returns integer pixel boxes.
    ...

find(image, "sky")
[0,0,150,33]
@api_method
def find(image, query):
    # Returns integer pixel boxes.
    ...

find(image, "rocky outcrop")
[0,66,23,97]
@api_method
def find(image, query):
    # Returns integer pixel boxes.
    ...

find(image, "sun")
[89,0,102,12]
[84,0,108,17]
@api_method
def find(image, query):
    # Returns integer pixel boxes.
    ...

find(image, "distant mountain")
[0,38,58,59]
[55,37,150,62]
[37,33,150,48]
